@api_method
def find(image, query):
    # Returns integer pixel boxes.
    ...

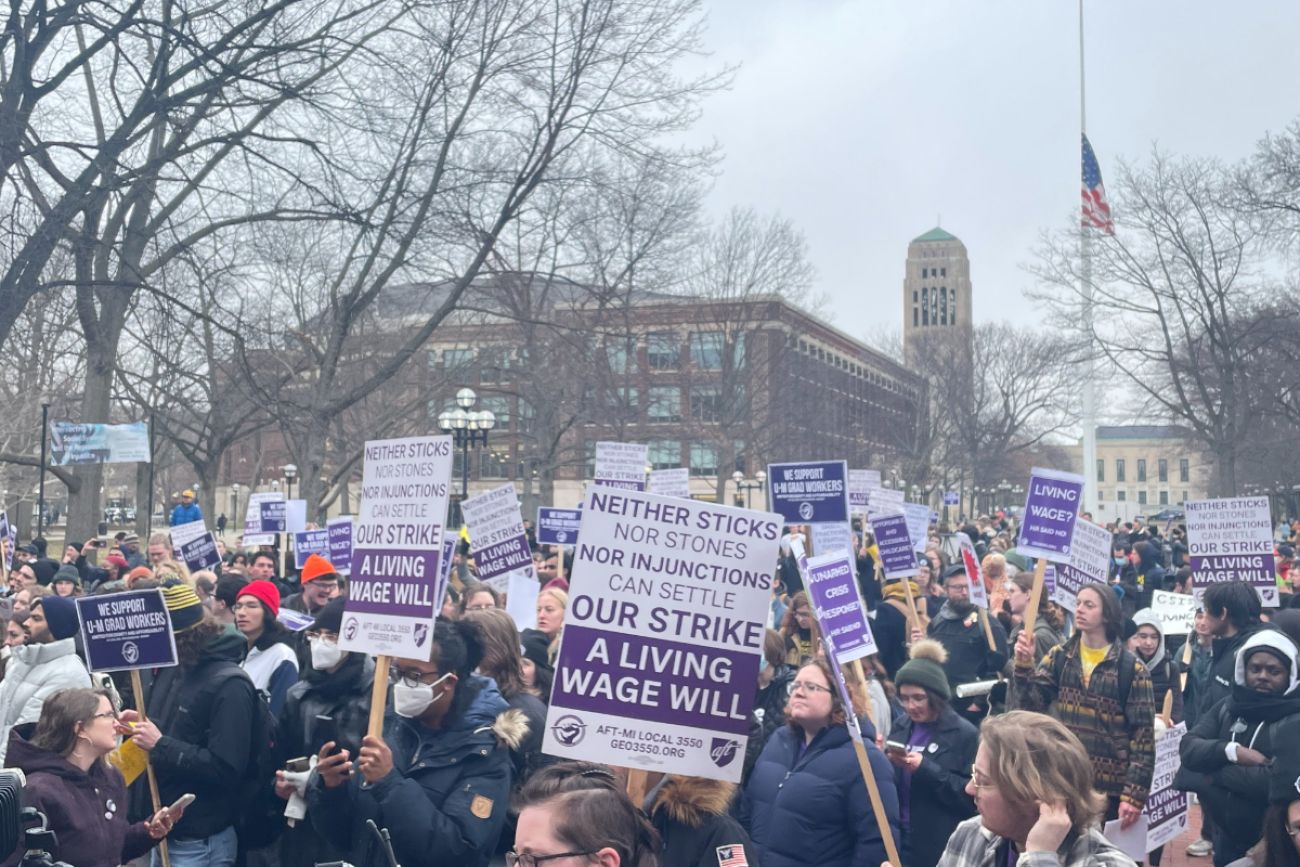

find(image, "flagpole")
[1079,0,1098,517]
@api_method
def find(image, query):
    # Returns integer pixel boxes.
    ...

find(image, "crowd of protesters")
[0,509,1292,867]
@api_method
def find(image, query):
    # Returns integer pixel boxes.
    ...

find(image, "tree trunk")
[1212,441,1238,498]
[67,332,120,545]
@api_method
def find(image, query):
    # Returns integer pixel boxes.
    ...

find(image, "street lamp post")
[731,471,767,509]
[37,398,51,537]
[231,483,241,531]
[437,387,496,525]
[284,464,298,500]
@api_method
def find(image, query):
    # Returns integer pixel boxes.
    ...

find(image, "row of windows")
[584,385,735,423]
[428,332,740,376]
[1097,458,1190,484]
[796,340,907,394]
[912,286,959,328]
[1103,490,1189,506]
[583,440,737,478]
[921,267,947,278]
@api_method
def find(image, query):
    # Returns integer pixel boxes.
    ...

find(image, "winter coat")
[169,503,203,526]
[1006,618,1065,670]
[502,690,546,785]
[873,581,928,679]
[1183,638,1214,727]
[0,639,92,764]
[143,626,258,841]
[927,603,1008,691]
[1011,635,1155,810]
[242,640,299,716]
[306,676,521,867]
[740,724,900,867]
[647,776,759,867]
[1202,623,1276,716]
[893,708,978,867]
[934,816,1135,867]
[0,732,155,867]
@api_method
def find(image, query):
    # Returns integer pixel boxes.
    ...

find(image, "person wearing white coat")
[0,596,92,763]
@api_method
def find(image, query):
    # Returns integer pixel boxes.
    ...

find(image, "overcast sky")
[686,1,1300,336]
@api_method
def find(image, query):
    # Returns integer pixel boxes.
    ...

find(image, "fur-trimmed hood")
[490,706,530,752]
[647,775,737,827]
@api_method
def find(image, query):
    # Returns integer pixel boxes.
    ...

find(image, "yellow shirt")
[1079,642,1108,687]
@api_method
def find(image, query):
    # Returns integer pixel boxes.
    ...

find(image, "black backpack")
[207,668,284,851]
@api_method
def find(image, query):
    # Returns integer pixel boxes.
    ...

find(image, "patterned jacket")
[1011,636,1155,810]
[937,817,1137,867]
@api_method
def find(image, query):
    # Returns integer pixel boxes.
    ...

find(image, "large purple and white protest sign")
[866,486,905,518]
[594,441,648,491]
[169,520,220,572]
[339,436,452,658]
[805,550,877,663]
[1185,497,1277,606]
[259,499,287,534]
[542,488,781,782]
[848,470,881,510]
[294,529,331,570]
[327,517,353,576]
[243,491,283,546]
[904,503,932,554]
[462,484,532,592]
[766,460,848,524]
[648,467,691,499]
[537,507,582,546]
[1017,468,1085,561]
[1052,518,1112,613]
[943,491,960,506]
[76,590,177,672]
[869,511,919,579]
[1144,723,1188,851]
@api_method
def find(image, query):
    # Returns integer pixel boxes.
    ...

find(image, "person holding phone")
[0,688,182,867]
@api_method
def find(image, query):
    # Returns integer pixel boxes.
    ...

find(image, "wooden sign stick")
[368,656,391,737]
[1021,559,1048,638]
[130,669,169,867]
[978,608,997,653]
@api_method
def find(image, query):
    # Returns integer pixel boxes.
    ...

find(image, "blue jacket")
[740,723,900,867]
[306,677,515,867]
[169,502,203,526]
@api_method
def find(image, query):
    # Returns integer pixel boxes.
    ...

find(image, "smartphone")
[168,793,196,813]
[314,714,340,753]
[285,756,312,773]
[884,740,908,755]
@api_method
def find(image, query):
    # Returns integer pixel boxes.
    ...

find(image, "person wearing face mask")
[273,598,375,867]
[306,618,522,867]
[1177,631,1300,867]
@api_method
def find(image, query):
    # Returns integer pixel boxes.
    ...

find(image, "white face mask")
[393,673,453,718]
[309,637,346,671]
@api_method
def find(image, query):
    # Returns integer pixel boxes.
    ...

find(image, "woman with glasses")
[511,760,660,867]
[272,598,375,867]
[307,617,523,867]
[740,658,899,867]
[937,710,1135,867]
[888,639,977,867]
[0,688,181,867]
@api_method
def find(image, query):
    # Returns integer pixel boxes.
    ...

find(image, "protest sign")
[805,550,877,662]
[243,492,282,546]
[259,499,287,534]
[1144,723,1189,851]
[594,441,648,491]
[537,507,582,545]
[955,535,989,608]
[294,529,331,570]
[903,503,931,554]
[1151,590,1197,635]
[848,470,880,510]
[462,484,532,592]
[647,467,691,499]
[1052,518,1112,613]
[1017,468,1085,560]
[4,519,14,572]
[278,609,315,632]
[810,522,854,558]
[1185,497,1277,606]
[170,520,220,572]
[767,460,848,524]
[542,488,781,783]
[506,570,540,631]
[435,535,457,612]
[327,517,353,575]
[866,486,905,518]
[869,512,919,579]
[339,435,452,663]
[1044,564,1059,606]
[76,590,177,672]
[50,421,151,466]
[943,491,960,506]
[286,500,308,534]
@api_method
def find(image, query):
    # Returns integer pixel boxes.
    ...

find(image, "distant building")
[902,227,973,364]
[1064,425,1213,523]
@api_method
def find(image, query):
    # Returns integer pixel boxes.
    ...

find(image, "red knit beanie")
[237,579,281,618]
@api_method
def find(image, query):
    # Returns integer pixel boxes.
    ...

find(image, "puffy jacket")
[143,626,258,841]
[1202,623,1275,715]
[306,677,519,867]
[740,724,900,867]
[0,639,91,763]
[169,503,203,526]
[647,776,758,867]
[892,707,978,867]
[0,732,155,867]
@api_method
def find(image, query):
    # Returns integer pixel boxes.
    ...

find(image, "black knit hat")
[895,639,951,700]
[309,597,348,634]
[521,629,553,675]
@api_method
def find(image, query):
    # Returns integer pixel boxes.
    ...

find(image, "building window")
[478,395,511,429]
[604,386,638,412]
[689,332,724,370]
[1138,490,1148,506]
[1137,459,1147,482]
[941,267,947,276]
[690,386,721,423]
[1159,490,1168,505]
[950,288,957,325]
[1182,490,1189,503]
[922,267,929,278]
[518,399,536,434]
[646,387,681,422]
[1115,459,1126,482]
[478,348,508,382]
[443,347,473,368]
[1179,459,1189,483]
[1117,490,1127,502]
[1158,459,1168,483]
[646,333,678,370]
[648,440,681,470]
[480,450,511,479]
[912,291,918,302]
[913,307,918,327]
[689,443,718,477]
[583,442,596,479]
[1096,459,1104,482]
[605,342,630,374]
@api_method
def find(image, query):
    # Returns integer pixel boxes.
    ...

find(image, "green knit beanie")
[895,638,951,701]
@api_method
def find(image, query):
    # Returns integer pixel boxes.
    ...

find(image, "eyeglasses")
[389,666,444,688]
[506,851,596,867]
[88,711,117,722]
[306,631,338,643]
[970,769,995,790]
[1288,826,1300,839]
[465,603,495,611]
[790,680,831,696]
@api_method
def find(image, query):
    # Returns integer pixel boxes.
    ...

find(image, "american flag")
[1081,134,1114,235]
[716,845,750,867]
